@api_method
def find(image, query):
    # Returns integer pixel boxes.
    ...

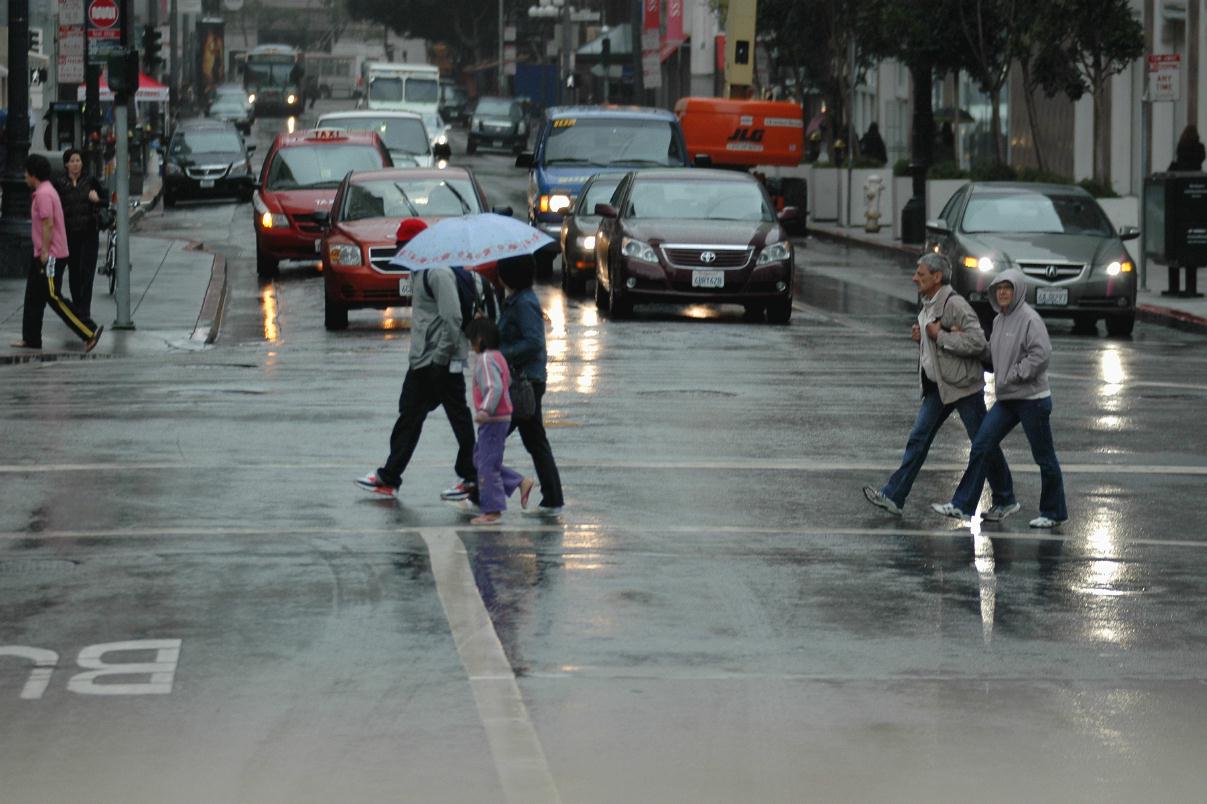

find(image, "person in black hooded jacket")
[55,149,108,319]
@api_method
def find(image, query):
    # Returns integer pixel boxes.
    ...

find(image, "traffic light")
[142,24,164,72]
[107,49,141,98]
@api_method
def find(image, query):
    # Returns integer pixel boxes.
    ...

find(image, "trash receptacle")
[1145,172,1207,297]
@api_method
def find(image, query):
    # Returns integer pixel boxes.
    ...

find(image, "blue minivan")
[516,105,689,242]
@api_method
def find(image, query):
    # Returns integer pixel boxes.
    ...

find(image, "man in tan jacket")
[863,254,1017,519]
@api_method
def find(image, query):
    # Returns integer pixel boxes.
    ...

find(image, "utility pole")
[112,0,135,329]
[0,0,33,278]
[497,0,505,92]
[169,0,179,124]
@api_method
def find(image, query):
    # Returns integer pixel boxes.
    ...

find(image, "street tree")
[1015,0,1081,172]
[957,0,1024,166]
[345,0,496,64]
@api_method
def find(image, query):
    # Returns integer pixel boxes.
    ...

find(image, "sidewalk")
[808,220,1207,335]
[0,155,227,365]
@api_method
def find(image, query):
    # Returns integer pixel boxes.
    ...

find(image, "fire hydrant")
[864,174,885,233]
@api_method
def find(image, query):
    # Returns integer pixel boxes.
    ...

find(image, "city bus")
[244,44,304,115]
[358,62,440,117]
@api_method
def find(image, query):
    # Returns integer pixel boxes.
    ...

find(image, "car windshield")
[543,119,683,167]
[625,179,772,221]
[171,129,243,156]
[963,192,1113,236]
[476,98,520,119]
[266,144,386,190]
[245,61,295,87]
[341,177,482,220]
[368,77,403,102]
[321,117,430,155]
[406,78,439,103]
[578,179,621,214]
[211,100,246,113]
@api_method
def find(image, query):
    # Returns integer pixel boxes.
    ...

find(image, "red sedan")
[319,166,513,330]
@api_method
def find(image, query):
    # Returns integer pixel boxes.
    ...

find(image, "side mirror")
[433,141,452,161]
[925,218,950,234]
[492,205,513,217]
[1118,225,1140,241]
[693,153,713,168]
[514,152,534,168]
[777,206,800,222]
[595,203,618,218]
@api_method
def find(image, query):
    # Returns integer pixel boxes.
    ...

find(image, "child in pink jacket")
[465,318,533,525]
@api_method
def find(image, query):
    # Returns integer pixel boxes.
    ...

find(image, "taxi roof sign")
[308,128,349,141]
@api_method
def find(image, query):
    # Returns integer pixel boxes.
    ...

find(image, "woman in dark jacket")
[1169,125,1206,171]
[497,257,565,514]
[55,149,107,319]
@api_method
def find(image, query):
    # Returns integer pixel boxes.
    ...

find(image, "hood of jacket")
[989,268,1028,315]
[988,269,1052,400]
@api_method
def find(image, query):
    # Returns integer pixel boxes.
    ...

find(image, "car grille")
[185,164,229,180]
[1018,262,1085,282]
[368,246,407,273]
[291,213,327,235]
[483,122,512,133]
[661,245,752,269]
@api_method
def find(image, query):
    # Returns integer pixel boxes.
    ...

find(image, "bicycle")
[98,219,118,296]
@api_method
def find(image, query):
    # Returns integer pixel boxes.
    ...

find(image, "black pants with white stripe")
[22,256,98,347]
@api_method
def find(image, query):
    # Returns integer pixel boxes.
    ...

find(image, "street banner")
[1147,54,1181,102]
[85,0,121,65]
[666,0,683,42]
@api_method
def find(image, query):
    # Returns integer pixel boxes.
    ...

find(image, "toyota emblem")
[700,251,717,264]
[1046,265,1059,280]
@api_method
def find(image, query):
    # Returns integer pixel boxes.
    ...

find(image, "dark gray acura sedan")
[925,182,1140,336]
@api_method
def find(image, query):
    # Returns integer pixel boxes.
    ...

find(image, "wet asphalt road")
[3,100,1207,802]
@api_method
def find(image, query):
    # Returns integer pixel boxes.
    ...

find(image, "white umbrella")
[390,213,555,271]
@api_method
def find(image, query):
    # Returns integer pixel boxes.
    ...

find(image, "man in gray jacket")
[864,254,1016,518]
[932,269,1067,527]
[355,242,480,497]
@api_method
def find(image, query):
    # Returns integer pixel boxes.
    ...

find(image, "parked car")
[593,168,799,322]
[439,80,469,125]
[319,166,512,329]
[252,128,393,278]
[316,110,450,167]
[467,96,528,155]
[925,182,1141,336]
[162,119,256,208]
[207,83,255,134]
[559,172,622,295]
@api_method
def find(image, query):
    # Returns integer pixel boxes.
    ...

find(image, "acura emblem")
[700,251,717,263]
[1046,264,1058,280]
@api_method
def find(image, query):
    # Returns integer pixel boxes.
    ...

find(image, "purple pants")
[475,421,522,513]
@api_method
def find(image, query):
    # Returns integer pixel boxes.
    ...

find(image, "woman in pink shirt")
[11,154,102,352]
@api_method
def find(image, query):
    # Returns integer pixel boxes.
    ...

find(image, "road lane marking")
[420,528,561,804]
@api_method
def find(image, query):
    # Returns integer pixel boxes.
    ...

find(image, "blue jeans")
[951,397,1067,520]
[882,389,1014,509]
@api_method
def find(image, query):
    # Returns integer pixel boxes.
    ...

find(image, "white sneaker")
[440,479,475,501]
[353,472,397,498]
[930,502,970,520]
[1029,516,1066,529]
[862,486,902,516]
[980,502,1021,522]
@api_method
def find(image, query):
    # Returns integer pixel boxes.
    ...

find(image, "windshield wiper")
[607,158,666,166]
[393,183,421,216]
[544,157,594,165]
[440,181,473,214]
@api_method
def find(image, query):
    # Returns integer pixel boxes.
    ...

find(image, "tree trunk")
[990,86,1004,165]
[1093,82,1109,185]
[1019,61,1046,173]
[910,59,936,169]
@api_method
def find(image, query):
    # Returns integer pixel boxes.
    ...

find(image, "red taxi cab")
[253,128,393,278]
[320,166,512,329]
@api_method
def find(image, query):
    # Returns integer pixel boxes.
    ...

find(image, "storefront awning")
[77,72,170,103]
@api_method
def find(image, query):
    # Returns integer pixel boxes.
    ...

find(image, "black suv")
[162,119,256,207]
[466,96,528,155]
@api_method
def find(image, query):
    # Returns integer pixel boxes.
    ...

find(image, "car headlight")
[540,194,572,214]
[436,134,448,146]
[228,161,249,177]
[164,162,181,176]
[247,93,256,104]
[577,234,596,251]
[328,244,361,266]
[962,255,996,273]
[1105,259,1134,276]
[756,241,792,265]
[286,94,297,105]
[621,237,658,263]
[254,196,289,230]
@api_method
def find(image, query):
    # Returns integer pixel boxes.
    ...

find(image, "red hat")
[395,217,428,243]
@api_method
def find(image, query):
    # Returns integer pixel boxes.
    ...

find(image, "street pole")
[631,0,642,103]
[561,0,572,104]
[113,0,135,330]
[0,0,33,278]
[846,37,855,228]
[497,0,505,93]
[1140,94,1150,292]
[169,0,178,124]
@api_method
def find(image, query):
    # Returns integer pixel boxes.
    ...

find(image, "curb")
[807,224,1207,336]
[191,254,227,345]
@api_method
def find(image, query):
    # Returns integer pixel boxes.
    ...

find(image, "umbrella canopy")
[390,213,554,271]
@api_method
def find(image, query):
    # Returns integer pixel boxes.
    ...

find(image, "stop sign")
[88,0,119,29]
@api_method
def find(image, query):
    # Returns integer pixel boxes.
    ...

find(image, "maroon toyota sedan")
[593,168,799,322]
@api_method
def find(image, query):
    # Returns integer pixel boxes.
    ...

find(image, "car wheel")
[608,266,632,318]
[466,138,477,155]
[566,269,587,297]
[256,245,279,279]
[324,294,349,330]
[1105,311,1135,337]
[594,261,610,313]
[766,298,792,324]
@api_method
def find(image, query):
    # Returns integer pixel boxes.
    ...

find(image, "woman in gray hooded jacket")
[933,269,1067,528]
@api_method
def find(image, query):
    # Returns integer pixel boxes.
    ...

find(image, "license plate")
[399,275,412,296]
[493,139,504,147]
[1036,287,1068,306]
[199,179,215,188]
[691,270,725,288]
